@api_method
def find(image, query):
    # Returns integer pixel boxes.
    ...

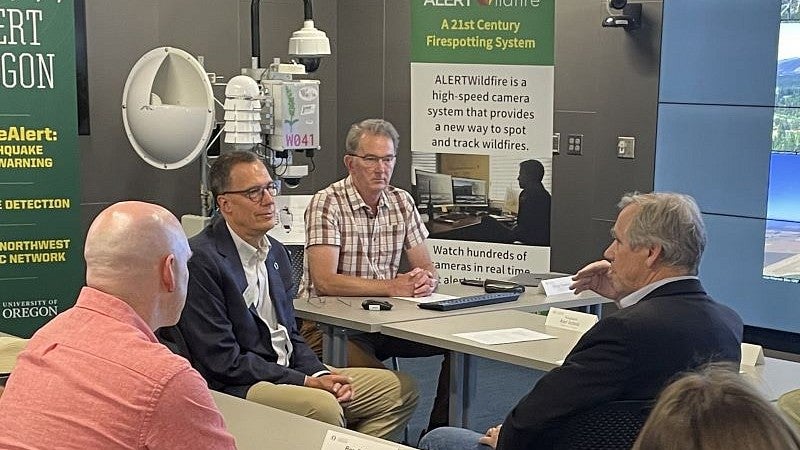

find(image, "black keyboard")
[418,292,521,311]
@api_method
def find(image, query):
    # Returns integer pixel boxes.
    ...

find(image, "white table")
[383,310,800,427]
[294,283,606,366]
[211,390,415,450]
[382,310,585,427]
[741,357,800,402]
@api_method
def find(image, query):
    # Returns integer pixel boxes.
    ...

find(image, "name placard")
[540,275,575,297]
[319,430,399,450]
[545,307,598,333]
[740,342,765,367]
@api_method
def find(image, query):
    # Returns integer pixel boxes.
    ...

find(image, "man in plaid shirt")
[299,118,449,431]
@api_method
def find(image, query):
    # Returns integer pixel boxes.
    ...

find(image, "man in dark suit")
[419,192,743,450]
[158,150,418,442]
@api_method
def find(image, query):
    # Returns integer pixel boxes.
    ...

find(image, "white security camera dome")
[288,20,331,57]
[225,75,260,99]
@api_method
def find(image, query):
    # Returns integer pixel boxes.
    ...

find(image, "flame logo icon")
[478,0,493,4]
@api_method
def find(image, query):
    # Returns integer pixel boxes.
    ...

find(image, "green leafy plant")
[284,86,299,132]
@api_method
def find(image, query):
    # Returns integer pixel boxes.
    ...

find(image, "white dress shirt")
[617,275,700,309]
[227,224,293,366]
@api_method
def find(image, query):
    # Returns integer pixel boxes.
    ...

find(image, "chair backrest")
[553,400,652,450]
[285,244,305,300]
[155,326,193,364]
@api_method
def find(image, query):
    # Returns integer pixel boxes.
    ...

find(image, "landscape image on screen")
[763,3,800,282]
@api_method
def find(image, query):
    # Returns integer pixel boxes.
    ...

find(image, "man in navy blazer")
[420,192,743,450]
[159,151,417,442]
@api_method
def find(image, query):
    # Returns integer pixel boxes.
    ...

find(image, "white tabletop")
[741,357,800,401]
[211,390,415,450]
[294,284,606,334]
[381,309,585,372]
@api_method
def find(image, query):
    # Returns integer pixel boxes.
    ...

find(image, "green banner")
[0,0,82,337]
[411,0,554,65]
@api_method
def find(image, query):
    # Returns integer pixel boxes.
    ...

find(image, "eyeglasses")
[348,154,396,166]
[219,183,278,203]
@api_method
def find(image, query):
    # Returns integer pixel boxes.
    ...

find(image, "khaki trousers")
[246,366,418,442]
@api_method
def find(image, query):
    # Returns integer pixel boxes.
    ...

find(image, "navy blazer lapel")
[641,278,706,302]
[211,218,249,295]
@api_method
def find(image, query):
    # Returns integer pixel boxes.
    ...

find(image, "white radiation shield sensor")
[122,47,215,170]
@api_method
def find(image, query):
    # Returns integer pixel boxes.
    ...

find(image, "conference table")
[211,390,415,450]
[381,309,584,427]
[381,308,800,427]
[294,283,606,366]
[741,357,800,402]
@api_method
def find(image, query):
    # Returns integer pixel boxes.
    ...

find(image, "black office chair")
[553,400,652,450]
[285,244,305,300]
[156,325,193,365]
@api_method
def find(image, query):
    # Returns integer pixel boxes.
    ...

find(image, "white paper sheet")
[453,328,556,345]
[393,293,457,304]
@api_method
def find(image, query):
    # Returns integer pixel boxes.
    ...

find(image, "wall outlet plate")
[566,134,583,155]
[617,136,635,159]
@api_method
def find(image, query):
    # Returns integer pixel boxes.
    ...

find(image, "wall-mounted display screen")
[763,11,800,282]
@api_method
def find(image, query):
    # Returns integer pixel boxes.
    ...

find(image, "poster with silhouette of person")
[410,0,554,285]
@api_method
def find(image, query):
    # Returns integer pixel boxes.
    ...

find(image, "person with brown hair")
[633,364,800,450]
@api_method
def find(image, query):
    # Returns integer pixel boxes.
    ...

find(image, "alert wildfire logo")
[422,0,540,7]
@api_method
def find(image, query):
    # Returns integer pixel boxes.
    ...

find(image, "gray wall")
[80,0,339,231]
[333,0,664,274]
[550,0,662,273]
[80,1,663,276]
[336,0,414,192]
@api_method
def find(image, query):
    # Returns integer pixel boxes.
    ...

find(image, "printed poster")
[0,0,82,336]
[411,0,555,284]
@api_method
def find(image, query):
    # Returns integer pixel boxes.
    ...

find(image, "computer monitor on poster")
[452,176,489,207]
[415,170,454,207]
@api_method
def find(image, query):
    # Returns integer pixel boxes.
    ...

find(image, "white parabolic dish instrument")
[121,47,215,170]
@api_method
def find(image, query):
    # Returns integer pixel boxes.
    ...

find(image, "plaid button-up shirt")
[299,176,428,297]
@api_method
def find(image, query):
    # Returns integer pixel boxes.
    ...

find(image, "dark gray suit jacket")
[497,278,743,450]
[158,217,326,398]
